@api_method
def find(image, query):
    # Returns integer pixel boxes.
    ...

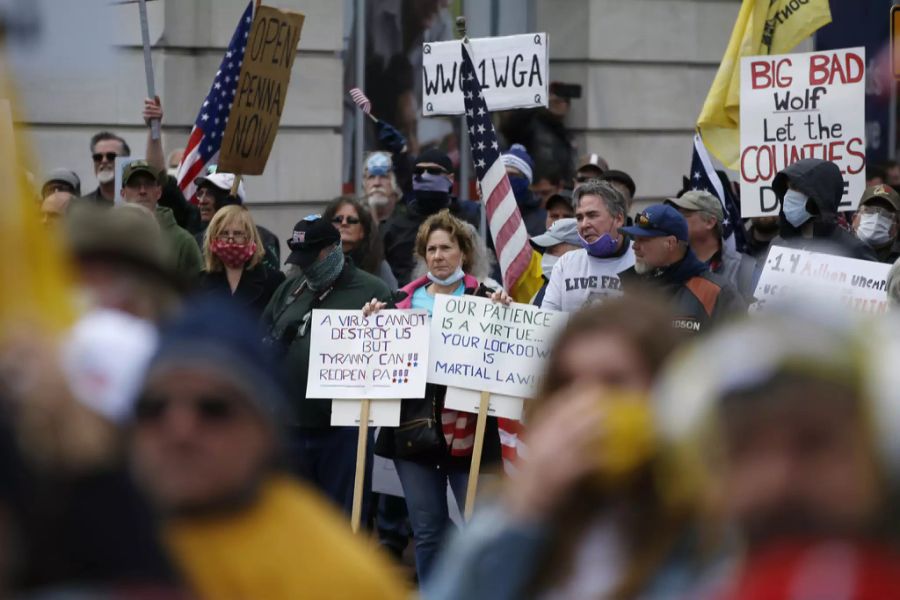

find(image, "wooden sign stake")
[350,398,371,533]
[464,390,490,520]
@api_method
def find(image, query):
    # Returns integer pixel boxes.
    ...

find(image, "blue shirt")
[412,281,465,316]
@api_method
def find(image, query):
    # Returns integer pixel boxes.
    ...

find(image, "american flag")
[460,40,531,475]
[689,132,747,253]
[460,41,532,292]
[349,87,371,115]
[175,2,254,202]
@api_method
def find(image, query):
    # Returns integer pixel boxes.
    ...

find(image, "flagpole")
[354,0,366,199]
[457,16,472,206]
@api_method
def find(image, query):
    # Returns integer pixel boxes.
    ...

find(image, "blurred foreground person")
[654,307,900,599]
[66,204,184,323]
[198,205,284,317]
[130,297,406,599]
[426,297,711,600]
[619,204,744,333]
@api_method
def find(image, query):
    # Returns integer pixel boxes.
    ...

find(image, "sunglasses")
[332,215,360,225]
[92,152,118,163]
[414,166,448,176]
[134,394,239,425]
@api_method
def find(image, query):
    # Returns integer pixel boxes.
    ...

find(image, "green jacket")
[261,264,392,428]
[156,206,203,280]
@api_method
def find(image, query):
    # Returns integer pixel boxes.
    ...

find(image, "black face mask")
[414,191,451,215]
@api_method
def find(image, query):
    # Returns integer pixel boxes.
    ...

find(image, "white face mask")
[857,212,894,247]
[540,253,559,279]
[782,189,813,228]
[427,266,465,286]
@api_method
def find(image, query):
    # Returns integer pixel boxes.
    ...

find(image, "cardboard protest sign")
[444,386,524,421]
[218,5,304,175]
[753,245,890,314]
[428,295,567,403]
[740,47,866,217]
[422,33,548,116]
[306,309,430,401]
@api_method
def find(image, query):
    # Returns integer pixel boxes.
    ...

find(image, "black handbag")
[392,385,447,460]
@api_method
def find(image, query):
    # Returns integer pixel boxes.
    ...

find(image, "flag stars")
[477,107,485,117]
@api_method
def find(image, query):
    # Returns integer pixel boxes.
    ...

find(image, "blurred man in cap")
[502,143,546,236]
[40,168,80,226]
[120,160,203,280]
[131,297,406,599]
[667,190,757,300]
[545,190,575,230]
[262,215,391,514]
[619,204,743,333]
[598,169,636,215]
[541,180,635,313]
[853,184,900,264]
[529,217,581,306]
[574,153,609,186]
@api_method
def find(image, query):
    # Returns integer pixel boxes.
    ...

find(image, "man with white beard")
[363,152,400,224]
[618,204,744,334]
[79,131,131,206]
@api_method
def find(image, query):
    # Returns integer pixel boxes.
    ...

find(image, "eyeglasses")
[332,215,360,225]
[134,394,240,425]
[414,166,448,176]
[92,152,118,163]
[216,230,249,243]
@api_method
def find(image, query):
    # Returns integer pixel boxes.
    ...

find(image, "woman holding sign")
[363,209,509,583]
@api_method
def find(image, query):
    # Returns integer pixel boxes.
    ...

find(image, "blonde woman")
[199,205,284,316]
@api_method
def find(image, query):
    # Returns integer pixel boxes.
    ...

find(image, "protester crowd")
[4,86,900,600]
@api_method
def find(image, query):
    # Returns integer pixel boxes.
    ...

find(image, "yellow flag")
[697,0,832,168]
[509,250,544,304]
[0,56,76,336]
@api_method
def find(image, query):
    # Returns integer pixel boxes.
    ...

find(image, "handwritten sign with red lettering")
[740,47,866,217]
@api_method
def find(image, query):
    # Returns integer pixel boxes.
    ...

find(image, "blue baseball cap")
[365,152,393,177]
[618,204,688,242]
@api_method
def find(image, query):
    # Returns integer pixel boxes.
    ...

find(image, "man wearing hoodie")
[852,184,900,264]
[381,148,479,286]
[772,158,877,261]
[120,160,203,280]
[502,143,547,237]
[619,204,744,334]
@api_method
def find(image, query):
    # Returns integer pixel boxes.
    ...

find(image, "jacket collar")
[395,273,479,308]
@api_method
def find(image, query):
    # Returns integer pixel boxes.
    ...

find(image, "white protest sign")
[753,245,890,314]
[740,47,866,217]
[306,309,430,400]
[331,399,400,427]
[445,386,524,421]
[422,33,548,116]
[428,295,567,405]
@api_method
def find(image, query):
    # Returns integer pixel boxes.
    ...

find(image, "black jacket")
[198,265,285,318]
[772,159,877,261]
[621,249,745,334]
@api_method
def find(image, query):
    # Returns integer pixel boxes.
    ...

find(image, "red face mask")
[211,240,257,269]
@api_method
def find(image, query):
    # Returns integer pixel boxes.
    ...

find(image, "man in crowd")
[852,184,900,264]
[363,152,401,224]
[79,131,130,206]
[119,160,203,280]
[40,169,80,225]
[545,191,575,230]
[879,159,900,188]
[531,169,564,209]
[541,180,635,313]
[262,216,391,514]
[619,204,743,333]
[529,217,581,306]
[131,297,405,599]
[502,143,546,236]
[599,169,636,216]
[381,148,477,285]
[667,190,757,300]
[574,153,609,186]
[772,158,876,261]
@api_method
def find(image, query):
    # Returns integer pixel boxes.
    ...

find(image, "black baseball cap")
[415,148,453,173]
[599,169,636,198]
[286,215,341,268]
